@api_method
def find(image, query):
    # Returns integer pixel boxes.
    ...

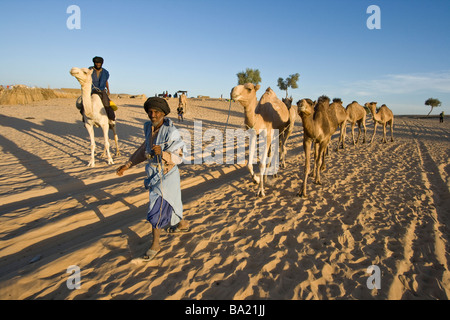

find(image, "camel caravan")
[69,64,393,198]
[231,83,394,198]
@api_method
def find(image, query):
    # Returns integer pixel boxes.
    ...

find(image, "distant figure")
[440,111,444,123]
[177,105,184,122]
[179,93,187,114]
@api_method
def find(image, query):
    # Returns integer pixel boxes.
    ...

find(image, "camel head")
[70,67,93,87]
[317,95,330,105]
[332,98,343,105]
[282,97,293,109]
[230,83,260,106]
[297,99,315,116]
[365,102,377,113]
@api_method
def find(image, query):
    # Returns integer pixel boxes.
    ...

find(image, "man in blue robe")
[77,56,115,123]
[116,97,189,261]
[90,56,115,121]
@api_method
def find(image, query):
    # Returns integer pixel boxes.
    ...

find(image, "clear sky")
[1,0,449,114]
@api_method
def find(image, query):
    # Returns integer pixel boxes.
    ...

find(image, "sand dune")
[0,96,449,299]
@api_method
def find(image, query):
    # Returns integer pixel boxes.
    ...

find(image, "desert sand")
[0,94,449,300]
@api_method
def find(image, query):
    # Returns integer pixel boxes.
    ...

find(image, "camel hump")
[260,87,278,103]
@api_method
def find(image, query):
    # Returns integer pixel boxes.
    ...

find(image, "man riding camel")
[78,56,115,124]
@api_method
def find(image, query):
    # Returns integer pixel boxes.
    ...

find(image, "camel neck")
[243,96,258,129]
[300,113,315,136]
[369,106,379,120]
[81,81,93,111]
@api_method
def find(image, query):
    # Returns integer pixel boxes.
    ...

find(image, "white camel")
[70,67,120,167]
[231,84,295,197]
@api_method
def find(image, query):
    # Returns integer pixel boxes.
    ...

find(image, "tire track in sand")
[389,119,450,299]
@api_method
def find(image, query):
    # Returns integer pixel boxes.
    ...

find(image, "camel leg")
[321,144,327,171]
[315,143,326,185]
[299,139,312,198]
[110,123,120,156]
[267,132,279,177]
[313,142,319,179]
[362,118,367,143]
[86,124,96,167]
[342,121,347,149]
[279,132,287,169]
[382,124,387,143]
[101,125,114,164]
[335,125,341,152]
[314,142,323,180]
[390,120,394,142]
[336,124,345,152]
[280,118,294,167]
[248,130,259,184]
[257,131,271,197]
[356,121,361,145]
[370,122,378,143]
[351,123,356,146]
[341,120,346,150]
[101,127,119,159]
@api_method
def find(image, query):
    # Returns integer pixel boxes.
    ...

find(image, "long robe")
[143,119,186,228]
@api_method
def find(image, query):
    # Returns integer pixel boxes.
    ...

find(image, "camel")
[230,83,295,197]
[345,101,367,146]
[365,102,394,143]
[179,93,187,112]
[282,97,293,109]
[281,97,297,165]
[330,98,347,151]
[297,96,339,198]
[70,67,120,167]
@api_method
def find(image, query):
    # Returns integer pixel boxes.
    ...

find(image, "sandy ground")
[0,95,449,300]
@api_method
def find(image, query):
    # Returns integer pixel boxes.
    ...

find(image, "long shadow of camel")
[0,115,147,283]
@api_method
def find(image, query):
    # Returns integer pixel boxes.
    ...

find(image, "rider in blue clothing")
[90,56,115,121]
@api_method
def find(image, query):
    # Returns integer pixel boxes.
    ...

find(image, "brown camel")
[280,97,297,167]
[179,93,187,112]
[365,102,394,143]
[282,97,293,109]
[297,96,339,198]
[345,101,367,145]
[230,83,295,197]
[330,98,348,151]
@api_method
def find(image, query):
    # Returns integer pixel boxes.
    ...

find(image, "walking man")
[116,97,189,261]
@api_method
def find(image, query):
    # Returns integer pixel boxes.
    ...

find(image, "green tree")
[237,68,261,85]
[425,98,442,116]
[277,73,300,98]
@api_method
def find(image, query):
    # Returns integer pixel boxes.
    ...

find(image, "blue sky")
[1,0,449,114]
